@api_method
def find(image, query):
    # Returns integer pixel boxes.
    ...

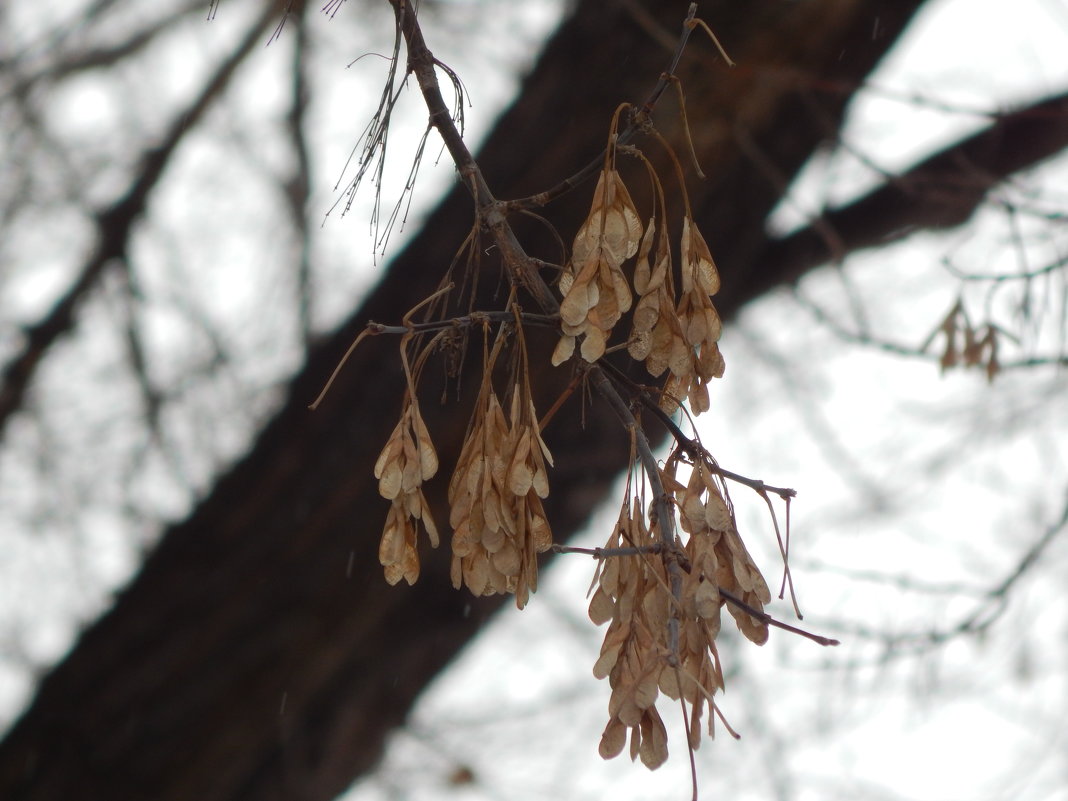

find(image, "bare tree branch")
[0,3,283,443]
[754,91,1068,290]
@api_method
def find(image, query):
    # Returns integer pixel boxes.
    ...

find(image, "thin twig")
[503,3,702,213]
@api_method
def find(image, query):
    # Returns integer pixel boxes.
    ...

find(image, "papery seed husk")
[560,279,593,327]
[703,304,723,343]
[599,719,627,760]
[399,545,419,586]
[465,555,489,596]
[558,265,575,294]
[531,465,549,499]
[531,404,553,464]
[412,408,438,479]
[659,375,684,415]
[593,644,621,680]
[551,334,576,366]
[645,320,672,378]
[690,380,710,415]
[600,553,621,595]
[420,498,439,547]
[497,493,518,536]
[514,580,530,610]
[688,704,704,750]
[633,672,659,711]
[638,709,669,770]
[400,449,422,496]
[580,326,607,362]
[491,540,521,575]
[482,493,501,536]
[698,341,726,379]
[704,491,731,530]
[628,330,652,361]
[631,291,660,334]
[561,318,587,337]
[507,432,533,494]
[448,491,471,530]
[451,521,474,557]
[612,269,632,314]
[607,172,643,262]
[668,335,692,378]
[589,587,615,625]
[508,460,534,497]
[376,458,402,500]
[681,216,721,296]
[752,571,772,604]
[482,523,507,554]
[617,696,642,728]
[530,510,552,552]
[695,579,721,618]
[379,509,404,566]
[632,221,656,295]
[647,237,671,293]
[373,425,402,480]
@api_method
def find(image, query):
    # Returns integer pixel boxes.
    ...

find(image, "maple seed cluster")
[588,449,771,768]
[448,367,553,610]
[374,328,554,609]
[370,151,775,770]
[554,169,641,365]
[557,167,726,417]
[374,394,440,586]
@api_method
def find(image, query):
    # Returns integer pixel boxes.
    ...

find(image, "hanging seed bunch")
[448,325,553,609]
[628,211,725,415]
[588,498,672,769]
[665,450,771,647]
[922,298,1005,382]
[555,115,726,419]
[553,167,643,366]
[587,451,772,767]
[373,342,440,586]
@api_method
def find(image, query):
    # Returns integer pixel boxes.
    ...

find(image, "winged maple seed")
[554,168,643,365]
[448,372,553,609]
[373,396,440,585]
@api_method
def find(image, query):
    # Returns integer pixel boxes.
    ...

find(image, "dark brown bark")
[3,1,1065,799]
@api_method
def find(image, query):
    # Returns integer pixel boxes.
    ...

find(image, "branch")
[755,90,1068,287]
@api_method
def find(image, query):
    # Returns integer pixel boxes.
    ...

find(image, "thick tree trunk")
[0,2,969,799]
